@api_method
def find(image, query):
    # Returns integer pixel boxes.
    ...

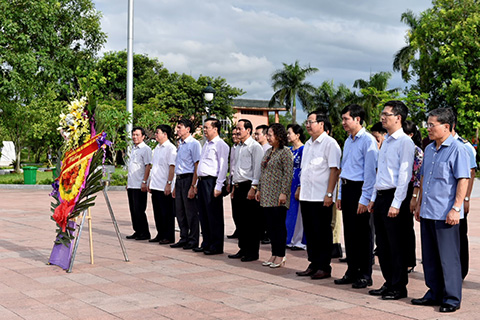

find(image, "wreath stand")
[66,180,129,273]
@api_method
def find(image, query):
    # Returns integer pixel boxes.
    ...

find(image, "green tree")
[269,60,319,124]
[0,0,106,172]
[393,0,480,137]
[353,72,400,124]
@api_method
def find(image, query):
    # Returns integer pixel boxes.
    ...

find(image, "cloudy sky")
[94,0,432,113]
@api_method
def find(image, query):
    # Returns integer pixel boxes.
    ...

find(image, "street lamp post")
[202,82,216,118]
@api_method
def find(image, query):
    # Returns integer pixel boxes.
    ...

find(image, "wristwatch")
[142,180,147,184]
[326,192,333,198]
[167,180,172,185]
[251,185,258,190]
[464,196,470,202]
[452,206,461,212]
[412,193,417,198]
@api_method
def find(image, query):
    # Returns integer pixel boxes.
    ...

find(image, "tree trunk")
[292,95,297,124]
[15,144,21,173]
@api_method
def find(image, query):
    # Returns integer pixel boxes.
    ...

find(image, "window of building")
[240,110,263,115]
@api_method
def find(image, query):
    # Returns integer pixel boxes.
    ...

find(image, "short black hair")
[268,123,288,149]
[286,123,306,143]
[255,124,269,135]
[177,118,194,133]
[324,119,332,135]
[156,124,173,140]
[132,126,146,136]
[205,117,221,134]
[428,108,455,132]
[307,110,328,125]
[341,104,366,124]
[370,122,387,134]
[384,100,408,125]
[238,119,253,134]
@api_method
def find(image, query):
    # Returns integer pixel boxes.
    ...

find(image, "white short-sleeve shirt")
[127,141,153,189]
[149,140,177,191]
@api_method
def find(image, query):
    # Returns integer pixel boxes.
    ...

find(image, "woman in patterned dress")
[255,123,293,268]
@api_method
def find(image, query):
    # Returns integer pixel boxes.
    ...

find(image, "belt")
[377,188,396,196]
[177,173,193,180]
[233,180,252,188]
[341,178,363,185]
[198,175,216,181]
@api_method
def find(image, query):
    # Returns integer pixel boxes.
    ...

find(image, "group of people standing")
[125,101,475,314]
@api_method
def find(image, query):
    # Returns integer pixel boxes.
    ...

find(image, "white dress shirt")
[127,141,152,189]
[232,136,263,185]
[371,128,415,208]
[149,140,176,192]
[299,132,341,202]
[197,135,230,191]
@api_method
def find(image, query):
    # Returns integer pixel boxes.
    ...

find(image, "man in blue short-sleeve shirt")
[411,108,470,313]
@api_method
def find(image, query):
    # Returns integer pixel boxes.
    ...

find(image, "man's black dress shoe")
[183,243,196,250]
[352,278,372,289]
[439,303,459,313]
[126,233,138,239]
[290,246,304,251]
[149,237,161,243]
[334,275,355,285]
[159,239,171,245]
[369,285,388,296]
[240,256,258,262]
[228,251,244,259]
[170,241,187,248]
[382,290,407,300]
[411,298,440,306]
[192,247,204,252]
[296,268,316,276]
[311,270,331,279]
[339,257,348,263]
[135,234,151,240]
[204,250,223,255]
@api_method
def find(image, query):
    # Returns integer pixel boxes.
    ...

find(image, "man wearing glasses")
[228,119,264,262]
[411,108,470,313]
[295,111,341,280]
[367,101,415,300]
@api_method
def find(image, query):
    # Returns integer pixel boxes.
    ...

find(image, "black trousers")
[373,189,409,292]
[197,176,224,252]
[300,201,333,273]
[460,214,469,279]
[401,182,416,268]
[263,206,287,257]
[127,188,150,237]
[341,180,373,281]
[230,186,239,234]
[174,173,199,246]
[151,190,175,242]
[232,181,262,258]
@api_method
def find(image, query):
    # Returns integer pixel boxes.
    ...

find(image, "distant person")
[285,124,306,250]
[256,123,293,268]
[255,124,271,245]
[411,107,470,313]
[148,124,176,245]
[227,127,240,239]
[126,127,152,241]
[370,122,387,149]
[171,119,201,250]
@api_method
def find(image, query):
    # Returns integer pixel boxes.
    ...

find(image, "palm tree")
[269,60,318,123]
[309,80,355,125]
[353,71,400,124]
[393,10,421,82]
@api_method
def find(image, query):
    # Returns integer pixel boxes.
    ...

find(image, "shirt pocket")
[240,152,252,170]
[310,156,325,167]
[433,162,449,181]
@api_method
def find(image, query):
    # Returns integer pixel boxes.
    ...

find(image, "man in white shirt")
[367,101,415,300]
[126,127,152,241]
[295,111,341,280]
[192,118,229,255]
[228,119,264,262]
[148,124,176,245]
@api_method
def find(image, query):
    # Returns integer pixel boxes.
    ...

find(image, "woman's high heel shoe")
[262,256,276,266]
[269,256,286,268]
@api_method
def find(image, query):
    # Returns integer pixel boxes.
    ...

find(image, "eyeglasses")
[380,112,396,117]
[426,122,445,129]
[305,120,318,126]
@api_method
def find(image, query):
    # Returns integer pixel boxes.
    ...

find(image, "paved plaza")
[0,185,479,319]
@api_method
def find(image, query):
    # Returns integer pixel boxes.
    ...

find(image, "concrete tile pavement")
[0,186,479,319]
